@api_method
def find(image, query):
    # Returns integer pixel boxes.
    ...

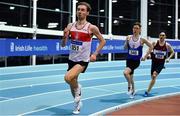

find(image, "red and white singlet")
[69,22,92,62]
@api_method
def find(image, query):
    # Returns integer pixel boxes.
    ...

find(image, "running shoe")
[73,84,82,114]
[73,100,82,115]
[129,90,136,99]
[143,91,149,97]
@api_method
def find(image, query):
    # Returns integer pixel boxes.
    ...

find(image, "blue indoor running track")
[0,59,180,115]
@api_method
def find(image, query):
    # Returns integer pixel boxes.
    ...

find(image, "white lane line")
[1,66,179,83]
[0,64,123,75]
[19,86,180,116]
[0,71,179,91]
[0,67,123,81]
[1,61,179,75]
[0,74,63,82]
[89,92,180,116]
[0,78,180,103]
[0,68,66,76]
[0,89,70,103]
[0,96,12,100]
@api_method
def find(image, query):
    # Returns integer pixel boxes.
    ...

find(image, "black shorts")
[126,59,140,75]
[67,60,89,73]
[151,61,165,75]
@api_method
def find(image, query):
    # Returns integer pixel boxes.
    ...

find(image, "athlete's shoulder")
[165,42,172,48]
[89,24,100,34]
[141,37,149,43]
[67,23,74,28]
[126,35,132,41]
[127,35,132,37]
[64,23,74,31]
[165,41,170,45]
[89,23,98,30]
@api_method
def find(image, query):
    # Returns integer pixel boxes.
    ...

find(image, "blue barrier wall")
[0,39,180,56]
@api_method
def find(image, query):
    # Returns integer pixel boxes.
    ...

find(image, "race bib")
[129,50,139,55]
[71,41,83,51]
[155,54,164,59]
[154,50,166,59]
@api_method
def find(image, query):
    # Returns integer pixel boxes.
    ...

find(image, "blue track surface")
[0,59,180,115]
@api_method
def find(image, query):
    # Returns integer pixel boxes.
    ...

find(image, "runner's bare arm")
[90,25,106,61]
[124,36,130,50]
[61,23,72,47]
[91,25,106,55]
[148,41,156,58]
[141,38,153,61]
[152,41,156,47]
[166,43,175,62]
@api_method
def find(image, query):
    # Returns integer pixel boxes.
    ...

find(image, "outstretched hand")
[166,58,170,63]
[90,54,97,62]
[141,57,146,61]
